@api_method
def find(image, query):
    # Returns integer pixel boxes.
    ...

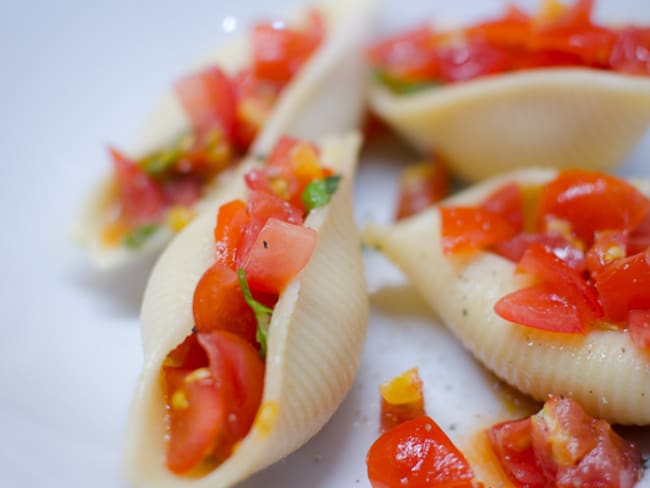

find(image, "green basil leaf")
[372,69,439,95]
[301,175,342,213]
[122,224,159,249]
[237,268,273,358]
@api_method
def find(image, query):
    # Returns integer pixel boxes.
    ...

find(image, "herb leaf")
[372,69,439,95]
[301,175,342,213]
[123,224,159,249]
[237,269,273,358]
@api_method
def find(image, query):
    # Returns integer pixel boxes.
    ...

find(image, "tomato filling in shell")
[440,169,650,346]
[103,12,324,248]
[161,137,339,474]
[368,0,650,91]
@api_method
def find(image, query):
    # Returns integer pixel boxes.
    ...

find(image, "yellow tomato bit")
[291,143,323,181]
[167,205,196,233]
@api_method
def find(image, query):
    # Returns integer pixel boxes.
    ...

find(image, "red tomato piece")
[610,27,650,75]
[628,210,650,255]
[586,230,628,276]
[164,366,226,474]
[242,218,317,294]
[487,418,548,488]
[161,175,202,207]
[267,136,303,166]
[495,282,586,333]
[110,147,165,227]
[198,331,265,443]
[481,182,524,232]
[492,233,585,271]
[236,191,303,264]
[441,206,519,255]
[367,26,439,82]
[529,24,616,66]
[436,42,512,83]
[175,66,236,140]
[367,415,475,488]
[395,160,449,220]
[465,7,531,48]
[629,309,650,349]
[214,200,250,269]
[537,170,650,245]
[192,262,256,343]
[252,11,323,84]
[595,249,650,322]
[166,333,208,370]
[517,244,602,323]
[530,396,642,488]
[379,368,425,433]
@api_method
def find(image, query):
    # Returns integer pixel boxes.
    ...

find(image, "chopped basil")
[302,175,342,213]
[237,269,273,358]
[122,224,159,249]
[372,69,439,95]
[137,133,193,176]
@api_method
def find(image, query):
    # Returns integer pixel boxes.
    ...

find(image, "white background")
[2,0,649,486]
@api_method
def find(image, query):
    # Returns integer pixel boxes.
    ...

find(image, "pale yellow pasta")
[369,69,650,182]
[363,168,650,425]
[124,132,369,487]
[75,0,376,269]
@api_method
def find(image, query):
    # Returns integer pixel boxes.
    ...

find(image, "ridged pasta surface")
[124,133,368,487]
[363,168,650,425]
[370,69,650,182]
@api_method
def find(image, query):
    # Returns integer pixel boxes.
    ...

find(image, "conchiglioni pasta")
[370,69,650,182]
[363,168,650,425]
[76,0,376,269]
[124,132,368,487]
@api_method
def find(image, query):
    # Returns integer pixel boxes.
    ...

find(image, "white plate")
[2,0,650,486]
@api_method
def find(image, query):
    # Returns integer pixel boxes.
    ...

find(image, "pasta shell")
[124,132,369,487]
[75,0,376,269]
[363,168,650,425]
[369,69,650,182]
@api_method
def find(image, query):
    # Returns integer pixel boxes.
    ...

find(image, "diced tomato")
[192,262,256,342]
[595,249,650,322]
[481,182,524,232]
[395,160,449,220]
[164,366,226,474]
[628,309,650,349]
[512,49,584,70]
[379,368,425,432]
[267,136,304,166]
[492,232,585,271]
[517,244,602,322]
[214,200,250,269]
[537,170,650,245]
[610,27,650,75]
[436,42,513,83]
[465,7,531,48]
[440,206,519,255]
[242,218,317,294]
[628,210,650,255]
[487,418,548,488]
[367,415,475,488]
[530,396,642,488]
[529,24,616,66]
[236,191,303,264]
[586,231,628,276]
[166,333,208,370]
[161,176,202,206]
[175,67,236,140]
[110,147,165,227]
[198,331,265,443]
[495,282,586,333]
[367,26,439,82]
[252,11,323,84]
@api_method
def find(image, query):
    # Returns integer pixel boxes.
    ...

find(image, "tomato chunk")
[110,148,165,227]
[481,182,524,232]
[367,415,475,488]
[610,27,650,75]
[242,218,317,294]
[628,309,650,349]
[585,231,628,276]
[214,200,250,269]
[492,232,585,271]
[595,249,650,322]
[192,262,256,342]
[379,368,425,432]
[395,160,449,220]
[441,207,518,255]
[175,67,236,140]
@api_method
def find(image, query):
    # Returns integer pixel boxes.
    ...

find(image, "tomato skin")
[537,170,650,245]
[164,367,226,474]
[175,67,236,140]
[610,27,650,75]
[367,415,475,488]
[242,218,317,294]
[192,262,256,342]
[214,200,250,269]
[595,249,650,323]
[441,207,518,255]
[628,309,650,349]
[110,148,165,227]
[487,418,549,488]
[395,161,449,220]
